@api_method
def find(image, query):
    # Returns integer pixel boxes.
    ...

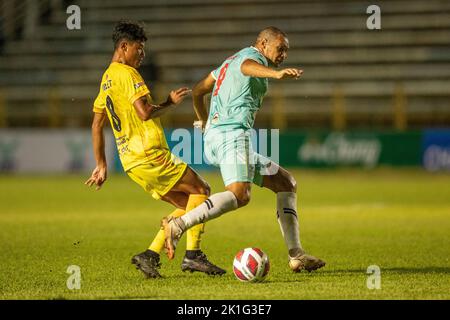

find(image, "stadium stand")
[0,0,449,129]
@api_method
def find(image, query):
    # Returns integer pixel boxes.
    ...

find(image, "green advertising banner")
[279,131,422,168]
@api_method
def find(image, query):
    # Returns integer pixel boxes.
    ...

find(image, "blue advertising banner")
[422,129,450,171]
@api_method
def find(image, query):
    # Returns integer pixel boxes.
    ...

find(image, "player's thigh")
[126,150,188,200]
[170,165,210,196]
[261,164,297,193]
[218,129,257,186]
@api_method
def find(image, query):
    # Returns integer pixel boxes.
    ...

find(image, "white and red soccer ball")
[233,247,270,282]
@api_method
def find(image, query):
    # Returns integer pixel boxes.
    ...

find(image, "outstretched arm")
[192,72,216,123]
[85,112,107,190]
[241,59,303,80]
[133,87,192,121]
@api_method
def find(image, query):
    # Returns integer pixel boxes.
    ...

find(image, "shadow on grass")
[266,266,450,284]
[378,267,450,274]
[312,267,450,275]
[50,296,162,300]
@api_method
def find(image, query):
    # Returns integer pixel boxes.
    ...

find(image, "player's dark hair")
[112,20,148,49]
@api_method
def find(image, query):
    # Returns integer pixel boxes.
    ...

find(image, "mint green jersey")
[205,46,269,132]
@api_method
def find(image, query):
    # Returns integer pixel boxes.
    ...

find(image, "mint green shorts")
[204,128,277,187]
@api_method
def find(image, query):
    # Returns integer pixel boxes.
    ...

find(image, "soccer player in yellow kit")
[85,21,225,278]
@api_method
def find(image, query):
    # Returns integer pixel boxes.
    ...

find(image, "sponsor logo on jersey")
[134,82,145,89]
[102,79,112,91]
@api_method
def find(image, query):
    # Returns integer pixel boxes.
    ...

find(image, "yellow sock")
[148,208,185,254]
[185,194,208,251]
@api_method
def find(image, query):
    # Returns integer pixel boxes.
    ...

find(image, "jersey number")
[213,63,229,96]
[106,95,122,132]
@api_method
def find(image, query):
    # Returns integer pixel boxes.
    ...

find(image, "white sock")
[277,192,302,254]
[179,191,238,229]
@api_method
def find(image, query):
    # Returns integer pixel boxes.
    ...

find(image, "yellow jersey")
[93,62,169,171]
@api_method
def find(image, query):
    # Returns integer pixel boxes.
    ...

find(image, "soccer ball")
[233,247,270,282]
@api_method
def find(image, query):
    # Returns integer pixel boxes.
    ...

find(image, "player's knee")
[176,197,188,209]
[193,180,211,196]
[227,183,251,207]
[278,173,297,193]
[203,182,211,196]
[162,194,188,209]
[287,174,297,193]
[235,190,251,208]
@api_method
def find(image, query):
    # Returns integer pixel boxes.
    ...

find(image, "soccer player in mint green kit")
[163,27,325,273]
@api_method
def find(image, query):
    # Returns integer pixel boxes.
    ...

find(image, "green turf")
[0,168,449,300]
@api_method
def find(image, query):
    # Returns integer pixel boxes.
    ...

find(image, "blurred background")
[0,0,449,173]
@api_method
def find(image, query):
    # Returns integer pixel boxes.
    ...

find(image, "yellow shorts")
[126,149,188,200]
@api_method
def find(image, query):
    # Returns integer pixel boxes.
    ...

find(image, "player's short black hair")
[256,26,288,43]
[112,20,148,49]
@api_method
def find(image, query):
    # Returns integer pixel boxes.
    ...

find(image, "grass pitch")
[0,168,449,300]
